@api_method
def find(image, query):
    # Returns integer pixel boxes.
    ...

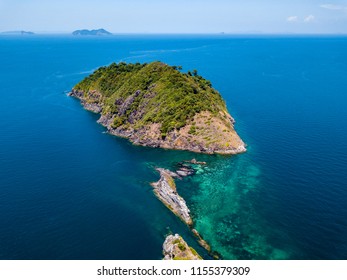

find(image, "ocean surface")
[0,35,346,260]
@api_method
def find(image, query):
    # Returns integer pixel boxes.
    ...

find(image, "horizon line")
[1,31,347,36]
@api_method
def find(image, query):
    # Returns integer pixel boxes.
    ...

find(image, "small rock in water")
[176,170,189,177]
[175,163,196,177]
[189,158,207,165]
[176,167,195,177]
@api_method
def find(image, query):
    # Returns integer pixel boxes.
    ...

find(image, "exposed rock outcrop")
[187,158,207,165]
[151,168,192,226]
[151,166,213,257]
[163,234,202,260]
[176,164,195,177]
[69,90,102,113]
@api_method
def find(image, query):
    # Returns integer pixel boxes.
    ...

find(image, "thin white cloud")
[304,15,315,22]
[287,16,299,22]
[320,4,347,10]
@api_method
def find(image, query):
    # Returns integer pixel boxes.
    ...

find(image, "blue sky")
[1,0,347,33]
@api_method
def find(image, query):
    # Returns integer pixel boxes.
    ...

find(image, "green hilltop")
[75,62,225,135]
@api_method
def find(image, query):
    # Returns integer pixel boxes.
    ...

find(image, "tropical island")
[72,28,112,36]
[70,61,245,154]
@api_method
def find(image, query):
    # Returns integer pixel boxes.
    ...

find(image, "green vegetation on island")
[75,62,222,133]
[71,61,246,154]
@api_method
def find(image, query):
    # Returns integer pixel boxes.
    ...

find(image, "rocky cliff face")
[70,89,246,154]
[163,234,202,260]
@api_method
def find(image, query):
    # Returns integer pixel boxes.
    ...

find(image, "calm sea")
[0,35,346,259]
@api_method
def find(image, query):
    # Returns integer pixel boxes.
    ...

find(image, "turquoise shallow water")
[0,35,347,259]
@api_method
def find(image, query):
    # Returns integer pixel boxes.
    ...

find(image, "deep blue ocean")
[0,35,346,260]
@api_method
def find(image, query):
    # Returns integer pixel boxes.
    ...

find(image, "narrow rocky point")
[151,168,192,226]
[151,165,213,256]
[163,234,202,260]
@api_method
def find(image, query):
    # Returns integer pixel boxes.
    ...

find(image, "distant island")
[69,61,246,155]
[72,29,112,36]
[1,31,35,35]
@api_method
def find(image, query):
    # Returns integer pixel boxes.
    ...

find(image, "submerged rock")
[192,229,211,253]
[176,166,195,177]
[189,158,207,165]
[163,234,202,260]
[175,160,209,177]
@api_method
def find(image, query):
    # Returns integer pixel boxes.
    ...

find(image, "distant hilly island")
[0,29,112,36]
[72,29,112,36]
[1,31,35,35]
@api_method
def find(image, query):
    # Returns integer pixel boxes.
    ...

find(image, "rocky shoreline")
[69,89,246,155]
